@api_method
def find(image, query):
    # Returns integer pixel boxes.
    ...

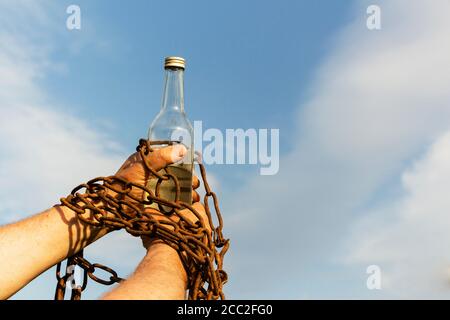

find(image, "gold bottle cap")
[164,56,186,70]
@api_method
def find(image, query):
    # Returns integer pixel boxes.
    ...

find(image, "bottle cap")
[164,56,186,70]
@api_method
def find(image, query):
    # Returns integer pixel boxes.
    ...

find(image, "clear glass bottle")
[147,56,194,207]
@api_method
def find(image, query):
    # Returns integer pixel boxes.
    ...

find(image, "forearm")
[102,243,187,300]
[0,205,109,299]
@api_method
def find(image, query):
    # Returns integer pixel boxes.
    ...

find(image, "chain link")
[54,139,229,300]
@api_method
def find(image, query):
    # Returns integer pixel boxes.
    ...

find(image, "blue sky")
[40,0,356,187]
[2,0,450,299]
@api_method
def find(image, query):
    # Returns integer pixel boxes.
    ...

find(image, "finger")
[192,175,200,189]
[145,144,187,171]
[192,190,200,203]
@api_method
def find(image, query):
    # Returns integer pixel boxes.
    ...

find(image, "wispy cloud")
[346,130,450,297]
[0,0,123,221]
[226,0,450,298]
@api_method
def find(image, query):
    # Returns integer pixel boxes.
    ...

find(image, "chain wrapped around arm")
[54,139,229,300]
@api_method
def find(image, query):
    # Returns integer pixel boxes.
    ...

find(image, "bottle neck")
[161,67,184,112]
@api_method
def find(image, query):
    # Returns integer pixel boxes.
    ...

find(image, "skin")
[0,144,207,300]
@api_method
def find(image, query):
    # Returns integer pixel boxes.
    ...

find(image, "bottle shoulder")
[150,110,193,130]
[148,109,193,144]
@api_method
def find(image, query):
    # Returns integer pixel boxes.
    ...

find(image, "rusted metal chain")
[54,139,229,300]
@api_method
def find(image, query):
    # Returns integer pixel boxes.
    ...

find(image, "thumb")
[145,144,187,171]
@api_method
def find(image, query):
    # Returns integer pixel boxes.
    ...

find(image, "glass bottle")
[147,56,194,208]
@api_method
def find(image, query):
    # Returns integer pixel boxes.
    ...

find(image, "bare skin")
[0,144,207,300]
[101,199,205,300]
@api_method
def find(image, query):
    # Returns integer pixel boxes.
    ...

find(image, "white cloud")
[226,0,450,298]
[346,130,450,298]
[0,1,135,299]
[0,1,222,300]
[0,105,123,221]
[3,0,450,300]
[0,1,123,223]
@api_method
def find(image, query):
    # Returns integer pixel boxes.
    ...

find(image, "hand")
[103,165,209,300]
[109,144,197,206]
[113,144,209,247]
[141,175,209,250]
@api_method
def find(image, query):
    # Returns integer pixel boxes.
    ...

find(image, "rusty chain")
[54,139,229,300]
